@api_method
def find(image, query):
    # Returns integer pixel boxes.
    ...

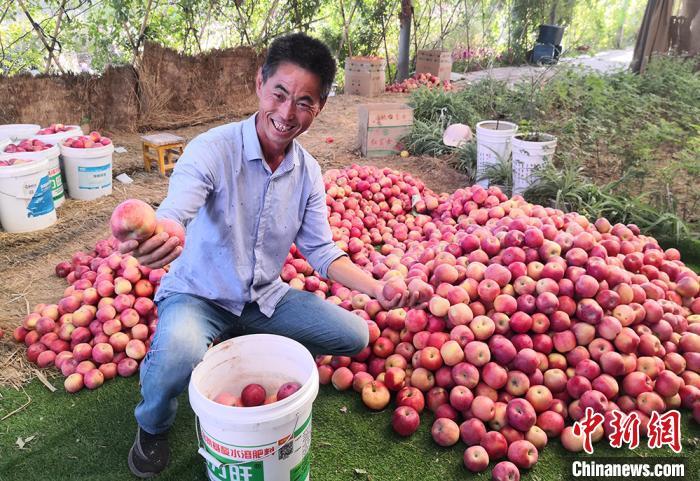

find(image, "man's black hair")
[261,32,336,102]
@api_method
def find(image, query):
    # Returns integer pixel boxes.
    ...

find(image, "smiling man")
[123,33,416,478]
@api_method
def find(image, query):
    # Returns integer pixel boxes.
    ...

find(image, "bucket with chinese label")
[60,142,114,200]
[189,334,319,481]
[0,157,56,233]
[0,144,65,207]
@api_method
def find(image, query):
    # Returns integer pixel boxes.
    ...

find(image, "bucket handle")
[195,410,302,469]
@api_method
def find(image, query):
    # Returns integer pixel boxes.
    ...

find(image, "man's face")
[255,62,325,152]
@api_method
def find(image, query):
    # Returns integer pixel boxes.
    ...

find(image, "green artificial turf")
[0,376,698,481]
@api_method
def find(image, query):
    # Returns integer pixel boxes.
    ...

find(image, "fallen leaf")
[16,435,36,449]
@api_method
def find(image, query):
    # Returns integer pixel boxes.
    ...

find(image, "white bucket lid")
[443,123,474,147]
[0,156,50,178]
[0,124,41,140]
[0,144,59,161]
[60,142,115,158]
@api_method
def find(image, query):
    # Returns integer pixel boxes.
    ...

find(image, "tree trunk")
[397,0,412,81]
[549,0,558,25]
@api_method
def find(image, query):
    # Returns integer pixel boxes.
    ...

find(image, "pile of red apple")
[13,238,165,393]
[10,199,187,394]
[3,139,53,153]
[282,164,699,479]
[212,381,302,407]
[9,163,700,480]
[62,131,112,149]
[385,73,453,93]
[36,123,76,135]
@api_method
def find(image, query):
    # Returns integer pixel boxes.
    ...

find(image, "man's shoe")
[128,426,170,478]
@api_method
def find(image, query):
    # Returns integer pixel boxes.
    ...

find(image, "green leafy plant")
[477,154,512,196]
[524,163,693,241]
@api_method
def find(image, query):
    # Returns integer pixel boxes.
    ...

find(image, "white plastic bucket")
[475,120,518,188]
[0,145,65,208]
[511,133,557,196]
[0,157,56,233]
[0,138,9,151]
[0,124,40,141]
[32,125,82,144]
[60,143,114,200]
[189,334,319,481]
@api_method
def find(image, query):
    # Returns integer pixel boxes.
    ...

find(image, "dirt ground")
[0,91,470,387]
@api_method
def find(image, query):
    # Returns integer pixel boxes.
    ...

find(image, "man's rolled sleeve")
[295,170,347,278]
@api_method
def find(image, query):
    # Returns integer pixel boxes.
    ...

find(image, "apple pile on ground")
[385,73,453,93]
[15,238,163,393]
[10,164,700,480]
[12,199,188,393]
[303,165,699,479]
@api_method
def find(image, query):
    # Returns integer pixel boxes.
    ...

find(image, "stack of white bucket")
[0,124,78,208]
[475,121,557,196]
[0,123,116,232]
[0,124,57,232]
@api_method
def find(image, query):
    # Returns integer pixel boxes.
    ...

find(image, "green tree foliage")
[1,0,647,76]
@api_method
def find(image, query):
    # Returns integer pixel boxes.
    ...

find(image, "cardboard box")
[415,50,453,82]
[344,57,386,97]
[358,103,414,157]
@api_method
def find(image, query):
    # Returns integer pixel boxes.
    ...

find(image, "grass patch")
[1,377,699,481]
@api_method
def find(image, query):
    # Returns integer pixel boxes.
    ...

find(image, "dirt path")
[0,92,469,385]
[453,48,634,86]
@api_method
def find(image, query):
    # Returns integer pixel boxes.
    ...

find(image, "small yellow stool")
[141,133,185,176]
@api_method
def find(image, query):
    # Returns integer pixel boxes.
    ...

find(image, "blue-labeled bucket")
[0,157,56,232]
[60,142,114,200]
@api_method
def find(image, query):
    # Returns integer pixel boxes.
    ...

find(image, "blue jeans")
[134,289,368,434]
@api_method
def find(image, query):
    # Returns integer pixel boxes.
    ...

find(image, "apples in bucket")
[36,123,74,135]
[212,381,303,407]
[63,131,112,149]
[3,139,53,153]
